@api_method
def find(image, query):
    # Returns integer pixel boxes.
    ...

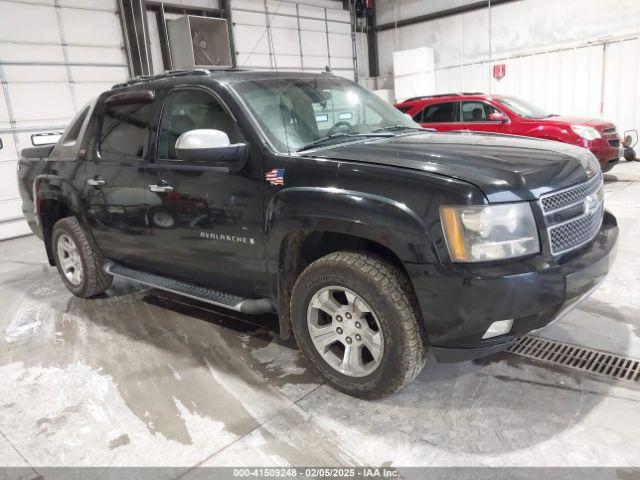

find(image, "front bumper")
[585,138,620,171]
[406,210,618,362]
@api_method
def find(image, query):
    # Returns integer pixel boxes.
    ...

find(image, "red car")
[395,93,621,172]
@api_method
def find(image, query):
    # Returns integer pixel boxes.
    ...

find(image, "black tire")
[51,217,113,298]
[624,147,636,162]
[291,251,428,399]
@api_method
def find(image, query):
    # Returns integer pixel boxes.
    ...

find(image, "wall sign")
[493,63,506,80]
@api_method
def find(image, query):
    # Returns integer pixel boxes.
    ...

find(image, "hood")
[532,115,616,131]
[307,132,598,203]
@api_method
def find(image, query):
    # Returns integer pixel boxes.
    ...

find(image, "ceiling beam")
[376,0,522,32]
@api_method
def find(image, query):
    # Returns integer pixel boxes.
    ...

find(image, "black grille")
[608,139,620,148]
[540,173,601,213]
[540,173,604,255]
[603,127,617,134]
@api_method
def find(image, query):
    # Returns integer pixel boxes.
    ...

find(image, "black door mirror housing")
[175,129,248,169]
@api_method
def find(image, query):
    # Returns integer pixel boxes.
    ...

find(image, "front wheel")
[51,217,113,298]
[291,251,428,399]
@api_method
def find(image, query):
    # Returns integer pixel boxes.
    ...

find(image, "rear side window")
[100,101,153,159]
[396,105,412,113]
[461,101,500,122]
[63,106,89,144]
[416,102,460,123]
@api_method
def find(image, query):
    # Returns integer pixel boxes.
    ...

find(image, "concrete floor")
[2,163,640,475]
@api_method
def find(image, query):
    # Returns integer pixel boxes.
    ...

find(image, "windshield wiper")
[297,132,393,152]
[372,124,430,133]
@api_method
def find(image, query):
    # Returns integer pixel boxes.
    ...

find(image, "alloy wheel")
[57,233,83,286]
[306,286,384,377]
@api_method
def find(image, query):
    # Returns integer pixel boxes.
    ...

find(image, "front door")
[144,86,266,297]
[83,91,159,270]
[459,100,511,134]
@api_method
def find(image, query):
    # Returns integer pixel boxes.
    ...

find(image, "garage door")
[232,0,355,80]
[0,0,128,240]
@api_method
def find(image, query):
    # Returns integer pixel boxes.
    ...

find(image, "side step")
[104,262,273,314]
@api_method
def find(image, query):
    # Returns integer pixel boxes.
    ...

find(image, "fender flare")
[33,174,90,264]
[265,186,439,273]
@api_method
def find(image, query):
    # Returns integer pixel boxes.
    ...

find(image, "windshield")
[232,76,422,152]
[498,96,555,119]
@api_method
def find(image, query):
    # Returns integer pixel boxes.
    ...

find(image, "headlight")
[571,125,601,140]
[440,203,540,262]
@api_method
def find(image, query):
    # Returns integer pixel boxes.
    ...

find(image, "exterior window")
[234,78,418,153]
[157,89,241,160]
[100,102,153,159]
[63,106,89,144]
[417,102,460,123]
[461,101,500,122]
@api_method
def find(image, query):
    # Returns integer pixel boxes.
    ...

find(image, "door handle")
[87,177,106,186]
[149,183,174,193]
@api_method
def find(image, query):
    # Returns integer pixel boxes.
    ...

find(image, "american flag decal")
[265,168,285,186]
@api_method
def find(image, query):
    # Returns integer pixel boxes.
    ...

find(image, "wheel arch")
[34,175,88,266]
[266,187,432,339]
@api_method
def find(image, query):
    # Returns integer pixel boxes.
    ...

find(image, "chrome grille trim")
[540,173,604,255]
[540,172,602,214]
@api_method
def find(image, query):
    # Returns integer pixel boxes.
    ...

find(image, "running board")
[104,262,273,314]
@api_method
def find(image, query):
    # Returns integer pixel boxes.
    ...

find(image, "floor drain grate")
[507,336,640,383]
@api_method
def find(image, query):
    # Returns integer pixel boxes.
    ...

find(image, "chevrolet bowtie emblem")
[583,193,599,216]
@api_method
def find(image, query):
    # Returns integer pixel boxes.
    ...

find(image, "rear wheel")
[51,217,112,297]
[291,251,428,399]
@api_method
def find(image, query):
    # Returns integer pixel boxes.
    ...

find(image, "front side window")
[461,101,500,122]
[418,102,460,123]
[157,89,242,160]
[233,77,421,152]
[100,101,153,159]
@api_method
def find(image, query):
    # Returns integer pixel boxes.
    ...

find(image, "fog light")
[482,319,514,339]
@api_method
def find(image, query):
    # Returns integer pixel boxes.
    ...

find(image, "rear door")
[143,86,266,297]
[460,100,510,133]
[83,90,159,269]
[415,101,461,131]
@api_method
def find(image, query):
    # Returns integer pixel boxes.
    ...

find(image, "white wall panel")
[0,1,60,43]
[69,65,128,82]
[67,46,126,65]
[234,10,267,26]
[60,8,122,46]
[74,82,114,107]
[270,28,300,55]
[3,65,68,83]
[7,83,75,124]
[0,161,20,201]
[0,135,18,162]
[0,44,65,63]
[301,30,328,56]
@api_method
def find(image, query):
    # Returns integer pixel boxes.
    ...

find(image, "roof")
[398,92,487,103]
[111,68,335,90]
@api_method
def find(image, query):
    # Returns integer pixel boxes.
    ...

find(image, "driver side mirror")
[488,112,508,123]
[175,129,248,170]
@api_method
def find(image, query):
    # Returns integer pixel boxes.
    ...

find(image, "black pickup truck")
[18,70,618,398]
